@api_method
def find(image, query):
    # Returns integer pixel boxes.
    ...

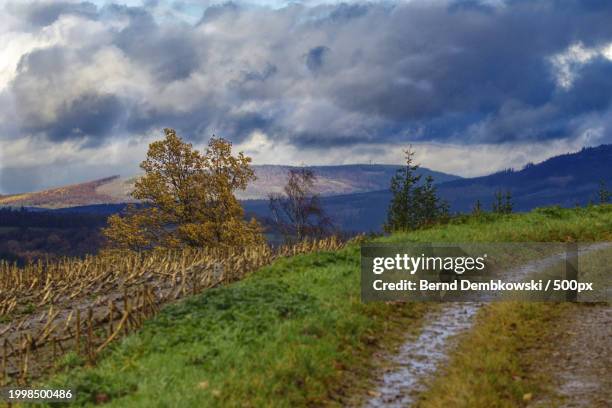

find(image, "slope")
[44,205,612,407]
[0,165,459,209]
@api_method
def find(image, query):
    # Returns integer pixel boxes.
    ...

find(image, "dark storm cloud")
[3,0,612,150]
[559,57,612,114]
[305,46,330,72]
[9,45,125,146]
[15,90,124,146]
[125,98,273,143]
[45,93,125,144]
[8,1,98,27]
[107,3,201,81]
[198,1,239,23]
[319,0,612,145]
[114,24,201,82]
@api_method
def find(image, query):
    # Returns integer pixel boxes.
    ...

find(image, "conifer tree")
[415,175,449,226]
[384,148,421,232]
[472,199,483,215]
[598,180,610,204]
[503,190,513,213]
[385,148,448,232]
[492,190,512,214]
[492,190,503,213]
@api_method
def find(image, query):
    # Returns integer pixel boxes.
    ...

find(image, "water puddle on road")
[365,302,479,407]
[364,244,610,408]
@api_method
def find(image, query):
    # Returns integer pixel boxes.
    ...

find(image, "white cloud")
[235,130,597,178]
[551,42,612,89]
[2,0,612,193]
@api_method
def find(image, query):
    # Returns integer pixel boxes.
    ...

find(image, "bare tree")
[268,168,333,242]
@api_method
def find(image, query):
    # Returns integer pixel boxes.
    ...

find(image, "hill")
[0,164,459,209]
[437,144,612,212]
[0,177,125,208]
[44,206,612,407]
[4,145,610,233]
[243,145,612,232]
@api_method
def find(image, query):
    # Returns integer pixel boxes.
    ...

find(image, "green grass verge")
[415,302,570,408]
[43,205,612,407]
[382,204,612,243]
[45,248,429,407]
[414,206,612,407]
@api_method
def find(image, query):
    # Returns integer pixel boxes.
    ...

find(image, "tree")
[598,180,610,204]
[103,128,263,251]
[268,168,333,242]
[414,175,449,226]
[384,147,448,232]
[492,190,512,214]
[492,190,503,213]
[504,190,513,213]
[472,199,483,215]
[385,148,420,232]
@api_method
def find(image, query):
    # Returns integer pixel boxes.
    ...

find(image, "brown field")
[0,237,344,385]
[0,176,125,208]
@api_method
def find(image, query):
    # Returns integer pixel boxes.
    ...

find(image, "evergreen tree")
[503,190,513,213]
[492,190,503,213]
[385,148,421,232]
[598,180,610,204]
[472,199,483,215]
[385,148,448,232]
[492,190,512,214]
[415,175,449,226]
[438,199,450,221]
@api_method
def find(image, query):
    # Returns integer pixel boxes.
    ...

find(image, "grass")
[415,302,570,408]
[42,205,612,407]
[382,204,612,243]
[414,206,612,407]
[44,248,429,407]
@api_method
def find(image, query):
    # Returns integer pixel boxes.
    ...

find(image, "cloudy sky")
[1,0,612,193]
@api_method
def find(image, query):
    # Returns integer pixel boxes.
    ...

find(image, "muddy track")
[364,302,479,407]
[532,305,611,407]
[364,244,610,408]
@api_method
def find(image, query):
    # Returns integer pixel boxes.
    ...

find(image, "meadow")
[0,238,344,387]
[24,204,612,407]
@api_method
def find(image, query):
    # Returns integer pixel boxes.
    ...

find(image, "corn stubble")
[0,236,343,386]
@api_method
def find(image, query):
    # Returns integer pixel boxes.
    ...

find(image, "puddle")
[365,244,610,408]
[365,302,479,407]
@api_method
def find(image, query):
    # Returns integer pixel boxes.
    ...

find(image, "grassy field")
[415,302,571,408]
[43,205,612,407]
[416,251,612,407]
[45,248,430,407]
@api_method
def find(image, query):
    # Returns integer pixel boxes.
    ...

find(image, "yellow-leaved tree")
[103,128,263,251]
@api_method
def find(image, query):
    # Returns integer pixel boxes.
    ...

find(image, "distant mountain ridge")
[244,144,612,232]
[0,164,459,209]
[0,177,124,209]
[3,145,610,233]
[437,144,612,212]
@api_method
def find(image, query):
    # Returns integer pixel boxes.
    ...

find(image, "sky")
[1,0,612,194]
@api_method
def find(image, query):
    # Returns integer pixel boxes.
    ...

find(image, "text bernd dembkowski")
[373,279,546,292]
[370,253,547,292]
[362,243,603,302]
